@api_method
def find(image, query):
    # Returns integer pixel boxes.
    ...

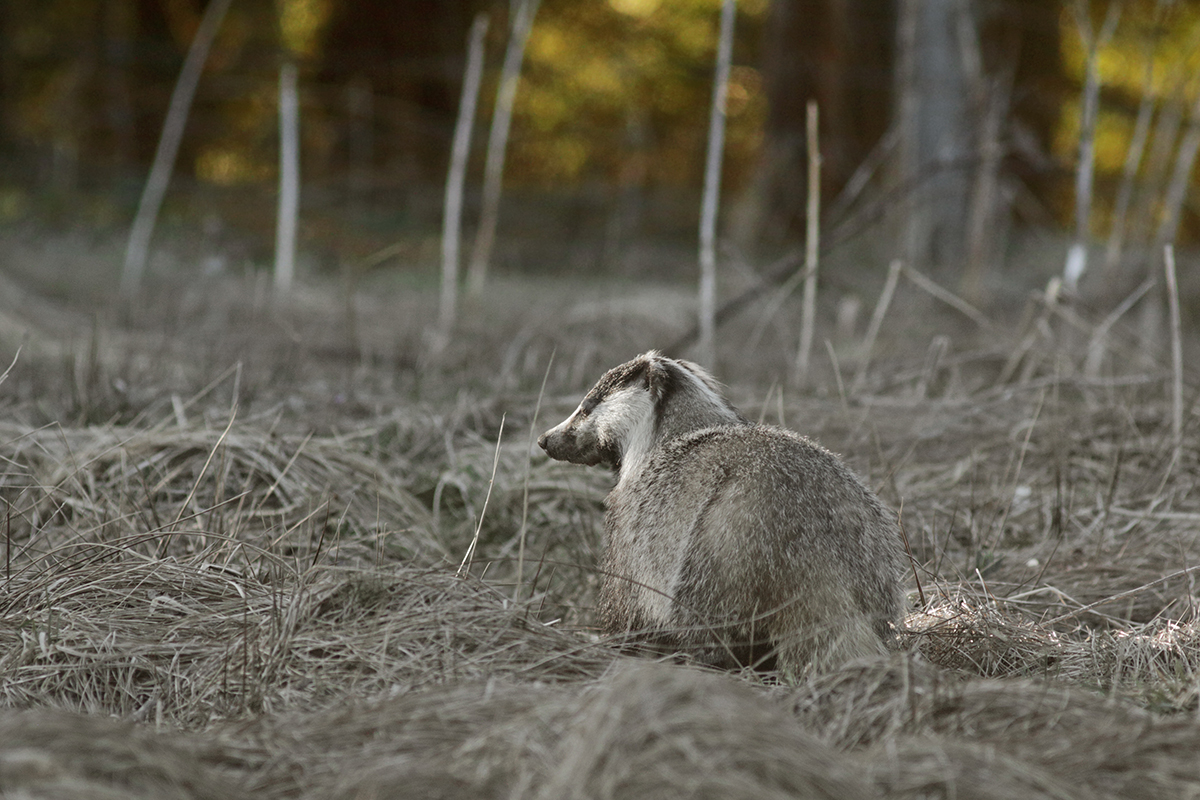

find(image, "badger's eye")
[579,396,599,416]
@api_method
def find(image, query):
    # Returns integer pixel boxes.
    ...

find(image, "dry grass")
[789,655,1200,800]
[0,557,617,727]
[0,708,242,800]
[222,663,875,800]
[1,253,1200,798]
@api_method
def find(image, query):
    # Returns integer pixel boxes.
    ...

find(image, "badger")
[538,351,905,676]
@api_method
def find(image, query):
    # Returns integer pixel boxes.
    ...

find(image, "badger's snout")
[539,419,609,467]
[538,425,573,462]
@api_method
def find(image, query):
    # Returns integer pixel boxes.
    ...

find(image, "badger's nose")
[536,431,550,451]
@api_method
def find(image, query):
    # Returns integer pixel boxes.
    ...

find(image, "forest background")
[4,0,1197,304]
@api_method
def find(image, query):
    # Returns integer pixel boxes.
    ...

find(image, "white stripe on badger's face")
[590,384,657,483]
[538,381,657,478]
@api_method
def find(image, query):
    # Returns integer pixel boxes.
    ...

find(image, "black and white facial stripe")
[538,352,744,476]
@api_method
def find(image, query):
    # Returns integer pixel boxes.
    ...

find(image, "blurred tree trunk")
[743,0,1064,279]
[0,0,9,154]
[103,0,137,175]
[736,0,894,248]
[322,1,483,185]
[895,0,978,274]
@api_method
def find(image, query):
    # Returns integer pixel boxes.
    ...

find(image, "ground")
[1,228,1199,799]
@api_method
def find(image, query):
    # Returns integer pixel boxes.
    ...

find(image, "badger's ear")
[643,356,674,403]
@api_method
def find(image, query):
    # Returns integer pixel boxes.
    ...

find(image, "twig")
[826,126,898,224]
[667,149,989,356]
[852,259,902,393]
[915,335,949,399]
[1045,563,1200,627]
[156,407,240,557]
[143,361,242,432]
[903,265,995,331]
[458,414,506,578]
[796,100,820,384]
[696,0,737,368]
[894,500,924,610]
[0,338,23,389]
[983,388,1046,554]
[744,263,814,355]
[516,352,554,602]
[1084,277,1155,377]
[169,407,238,532]
[962,73,1009,301]
[665,249,802,357]
[248,430,314,518]
[823,339,847,418]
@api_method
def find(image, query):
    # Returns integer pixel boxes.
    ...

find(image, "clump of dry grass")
[0,556,613,729]
[902,585,1200,710]
[0,416,443,568]
[224,662,875,800]
[528,662,870,800]
[0,383,611,626]
[788,655,1200,800]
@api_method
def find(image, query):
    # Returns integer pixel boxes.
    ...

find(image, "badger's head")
[537,351,744,474]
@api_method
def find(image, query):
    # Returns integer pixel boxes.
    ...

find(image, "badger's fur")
[538,351,905,676]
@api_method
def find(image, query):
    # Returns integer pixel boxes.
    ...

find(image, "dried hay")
[901,584,1200,710]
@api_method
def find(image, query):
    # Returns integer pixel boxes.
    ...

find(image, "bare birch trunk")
[1064,1,1120,292]
[1102,3,1163,282]
[1130,79,1186,261]
[465,0,541,297]
[274,61,300,296]
[1164,245,1183,471]
[895,0,978,275]
[894,0,921,268]
[796,100,820,383]
[120,0,233,295]
[1153,91,1200,259]
[697,0,736,369]
[439,14,489,337]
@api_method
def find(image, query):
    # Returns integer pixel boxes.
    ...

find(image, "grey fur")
[538,351,906,675]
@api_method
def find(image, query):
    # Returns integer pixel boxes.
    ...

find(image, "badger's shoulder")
[645,424,886,505]
[657,423,834,463]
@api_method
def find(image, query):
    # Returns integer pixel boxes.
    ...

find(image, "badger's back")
[602,423,905,673]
